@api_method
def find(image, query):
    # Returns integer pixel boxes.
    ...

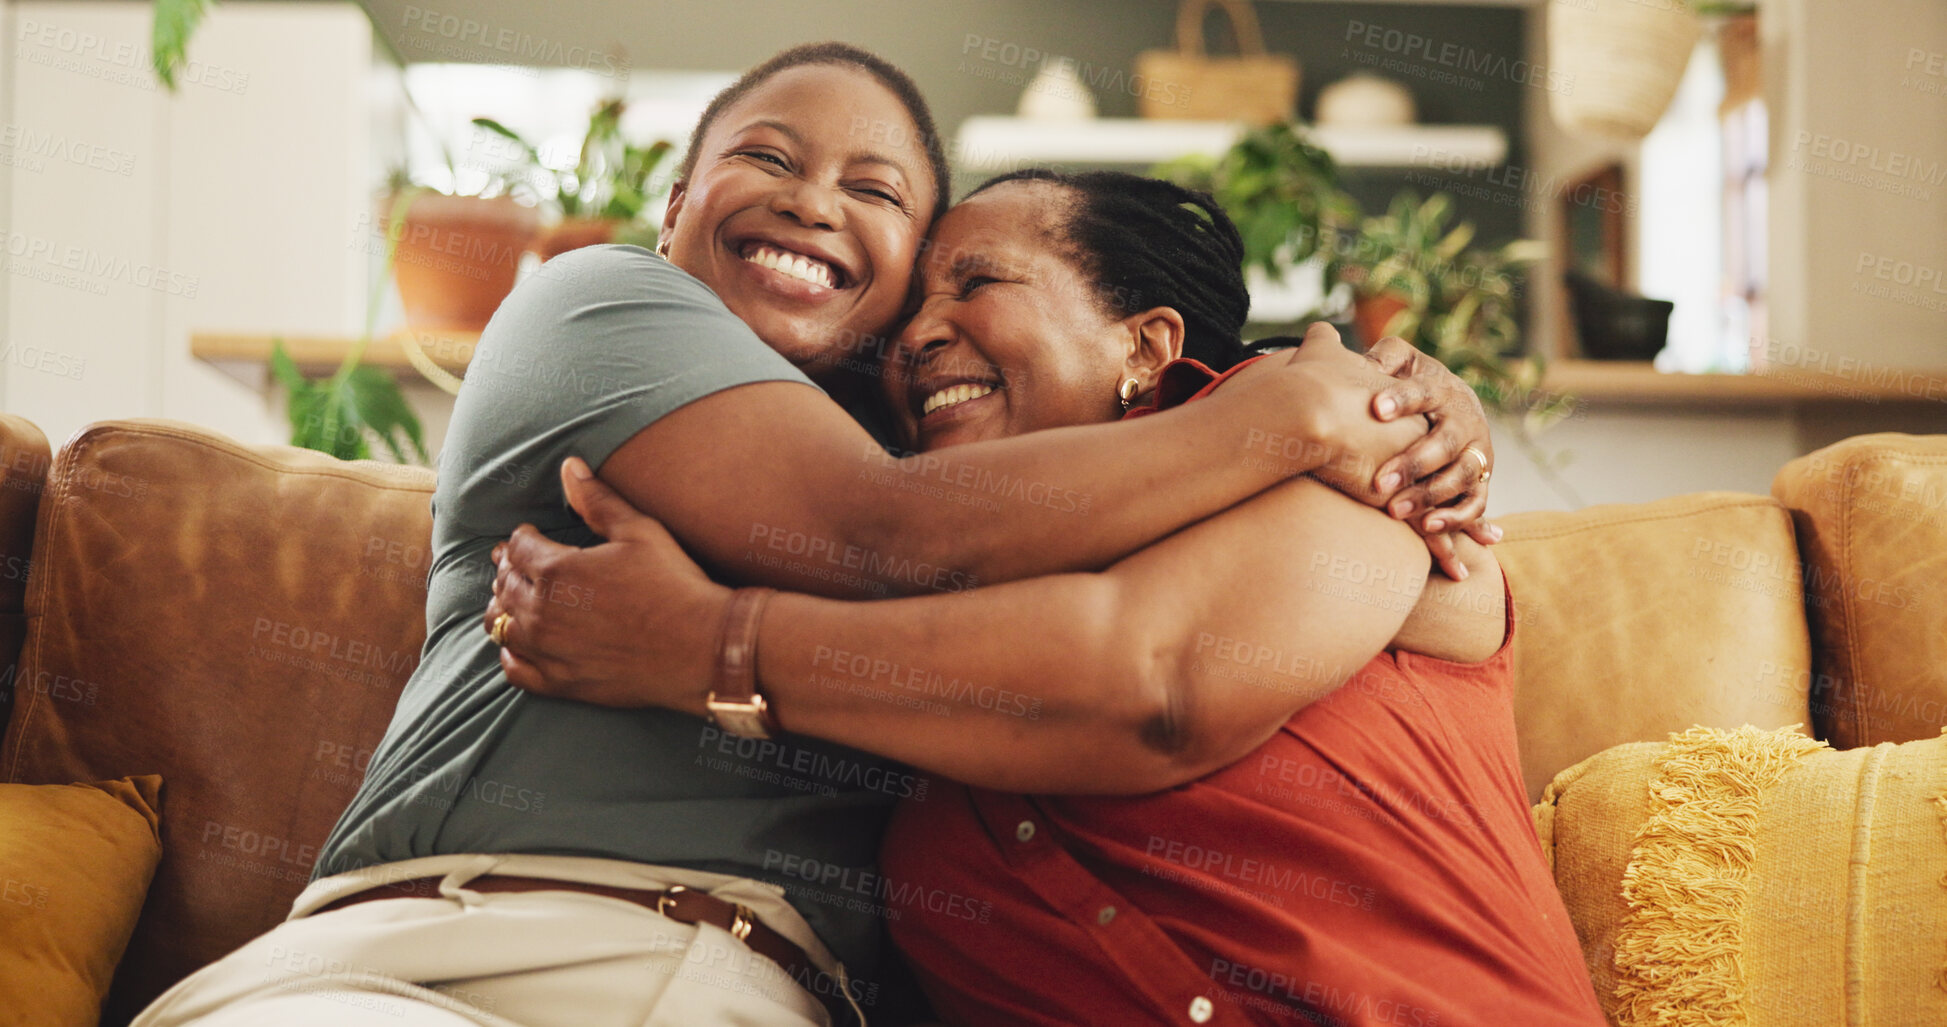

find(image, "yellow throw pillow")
[1534,725,1947,1026]
[0,776,163,1027]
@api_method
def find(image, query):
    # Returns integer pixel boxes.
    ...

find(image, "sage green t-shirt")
[316,245,921,974]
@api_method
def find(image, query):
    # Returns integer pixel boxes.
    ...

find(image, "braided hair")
[967,169,1265,370]
[678,42,952,219]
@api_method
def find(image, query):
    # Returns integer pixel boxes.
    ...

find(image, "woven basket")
[1135,0,1298,123]
[1547,0,1702,139]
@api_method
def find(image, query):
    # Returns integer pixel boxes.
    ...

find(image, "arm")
[1386,537,1506,663]
[603,333,1411,599]
[488,329,1487,732]
[497,453,1431,795]
[750,478,1430,793]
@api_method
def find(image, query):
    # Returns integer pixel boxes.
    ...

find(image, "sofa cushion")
[1771,433,1947,748]
[1496,492,1815,800]
[0,419,435,1023]
[0,776,162,1027]
[0,413,51,732]
[1534,725,1947,1026]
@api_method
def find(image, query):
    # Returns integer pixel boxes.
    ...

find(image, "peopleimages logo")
[398,6,627,77]
[1342,19,1573,95]
[958,35,1192,109]
[0,231,199,297]
[15,19,249,94]
[0,124,135,176]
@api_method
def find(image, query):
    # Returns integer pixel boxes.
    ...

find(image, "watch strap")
[706,587,779,738]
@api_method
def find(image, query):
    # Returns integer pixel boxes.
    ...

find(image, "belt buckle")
[655,884,686,917]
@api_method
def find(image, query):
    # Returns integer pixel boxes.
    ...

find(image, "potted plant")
[1328,192,1571,436]
[1158,125,1573,435]
[472,99,676,261]
[1156,121,1358,279]
[376,166,539,335]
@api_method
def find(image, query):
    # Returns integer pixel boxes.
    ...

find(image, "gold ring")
[489,612,513,647]
[1463,445,1490,482]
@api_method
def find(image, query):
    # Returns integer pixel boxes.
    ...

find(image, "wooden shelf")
[1542,360,1947,408]
[193,330,478,379]
[954,116,1507,171]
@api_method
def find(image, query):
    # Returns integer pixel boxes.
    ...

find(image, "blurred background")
[3,0,1943,513]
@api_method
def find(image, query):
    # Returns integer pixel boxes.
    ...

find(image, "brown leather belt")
[315,874,850,1023]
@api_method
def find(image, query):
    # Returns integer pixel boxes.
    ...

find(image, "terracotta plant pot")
[531,217,623,262]
[1352,290,1412,347]
[382,194,538,333]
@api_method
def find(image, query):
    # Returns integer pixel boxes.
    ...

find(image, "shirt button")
[1097,905,1116,925]
[1189,996,1214,1022]
[1015,820,1036,842]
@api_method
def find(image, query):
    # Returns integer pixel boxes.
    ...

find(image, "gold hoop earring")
[1118,377,1141,411]
[655,237,671,258]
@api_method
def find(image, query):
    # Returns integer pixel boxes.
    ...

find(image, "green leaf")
[346,365,429,464]
[285,382,324,448]
[152,0,215,92]
[468,100,673,228]
[470,118,543,164]
[1500,239,1549,266]
[1243,205,1294,273]
[1434,222,1475,261]
[269,338,305,392]
[285,376,365,460]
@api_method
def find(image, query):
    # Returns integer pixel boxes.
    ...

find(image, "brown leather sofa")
[2,414,1943,1024]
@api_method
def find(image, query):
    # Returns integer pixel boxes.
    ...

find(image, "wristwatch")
[706,588,780,738]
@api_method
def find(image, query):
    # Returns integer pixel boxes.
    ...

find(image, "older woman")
[137,42,1492,1027]
[492,171,1602,1026]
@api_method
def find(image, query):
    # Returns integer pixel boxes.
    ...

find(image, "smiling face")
[660,63,935,375]
[882,181,1180,451]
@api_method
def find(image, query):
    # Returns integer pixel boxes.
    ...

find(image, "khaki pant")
[132,853,865,1027]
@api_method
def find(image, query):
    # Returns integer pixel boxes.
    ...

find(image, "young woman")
[490,172,1604,1026]
[137,44,1494,1027]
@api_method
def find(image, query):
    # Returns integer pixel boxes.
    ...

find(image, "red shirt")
[881,356,1605,1026]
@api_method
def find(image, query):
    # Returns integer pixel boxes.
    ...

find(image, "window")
[397,64,735,203]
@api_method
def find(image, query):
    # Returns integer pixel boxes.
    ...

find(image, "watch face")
[707,695,774,739]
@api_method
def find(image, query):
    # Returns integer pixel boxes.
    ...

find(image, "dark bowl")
[1564,271,1674,362]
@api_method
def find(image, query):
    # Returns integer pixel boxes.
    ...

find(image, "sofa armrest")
[1773,433,1947,748]
[0,413,50,731]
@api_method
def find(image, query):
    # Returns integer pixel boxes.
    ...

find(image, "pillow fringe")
[1610,724,1826,1027]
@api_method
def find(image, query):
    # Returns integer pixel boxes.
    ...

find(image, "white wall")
[1485,409,1800,516]
[1765,0,1947,372]
[1,1,376,450]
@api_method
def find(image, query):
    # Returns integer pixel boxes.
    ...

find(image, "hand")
[484,457,730,711]
[1271,323,1429,509]
[1363,335,1502,572]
